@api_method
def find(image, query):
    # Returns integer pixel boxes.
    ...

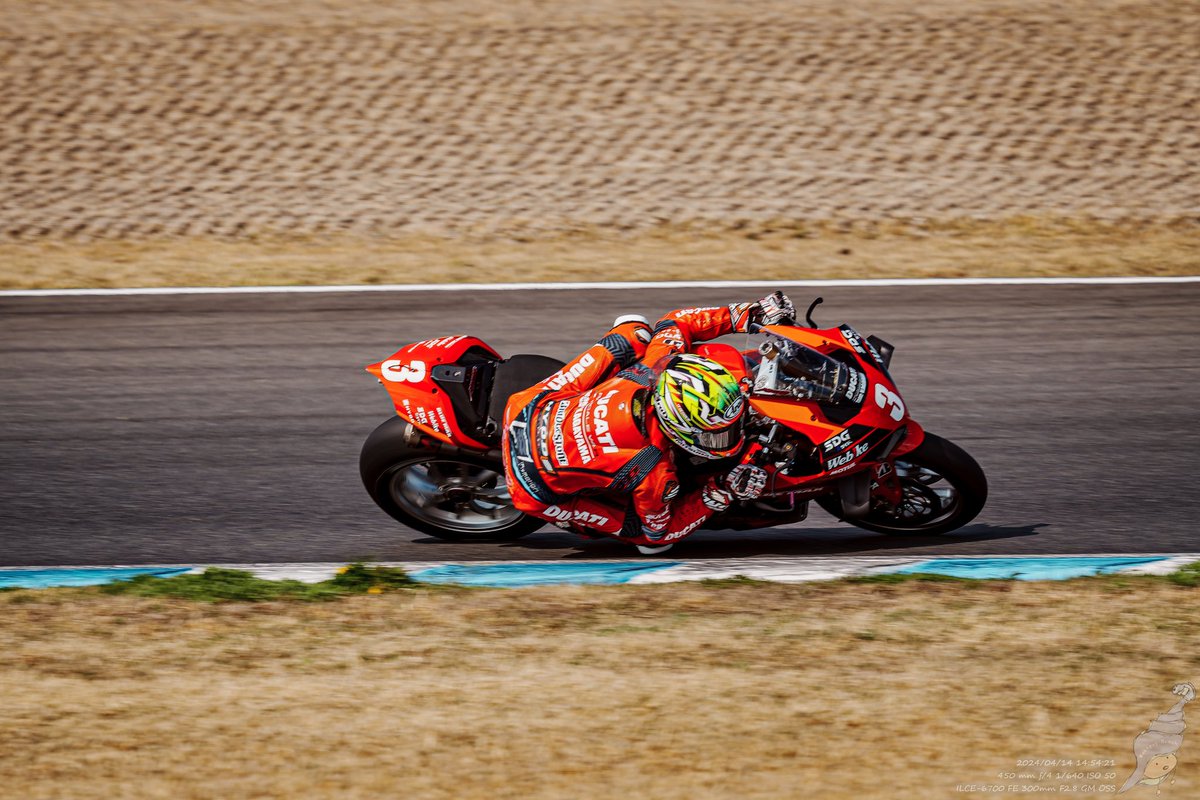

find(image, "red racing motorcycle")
[360,298,987,544]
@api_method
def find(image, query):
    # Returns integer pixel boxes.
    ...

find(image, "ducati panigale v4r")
[360,298,987,545]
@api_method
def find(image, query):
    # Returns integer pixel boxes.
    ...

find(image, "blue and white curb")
[886,556,1178,581]
[409,561,679,586]
[0,566,194,589]
[2,555,1198,590]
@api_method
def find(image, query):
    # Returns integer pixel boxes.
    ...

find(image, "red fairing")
[365,335,500,449]
[741,324,920,484]
[892,418,926,456]
[692,342,751,382]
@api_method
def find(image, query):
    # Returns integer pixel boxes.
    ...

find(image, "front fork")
[867,420,925,511]
[869,461,904,509]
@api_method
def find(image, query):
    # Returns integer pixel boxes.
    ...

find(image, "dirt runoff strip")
[2,578,1198,799]
[3,219,1198,290]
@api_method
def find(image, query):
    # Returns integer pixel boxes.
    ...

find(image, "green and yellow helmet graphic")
[652,354,746,459]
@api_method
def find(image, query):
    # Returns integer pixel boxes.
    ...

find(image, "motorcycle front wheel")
[360,417,546,542]
[816,432,987,535]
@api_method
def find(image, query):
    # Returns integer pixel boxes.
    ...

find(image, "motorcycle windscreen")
[760,333,865,405]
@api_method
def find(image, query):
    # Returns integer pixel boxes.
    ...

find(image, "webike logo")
[382,359,427,383]
[826,441,870,472]
[546,354,596,391]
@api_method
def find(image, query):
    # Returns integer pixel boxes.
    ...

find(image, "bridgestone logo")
[552,400,570,467]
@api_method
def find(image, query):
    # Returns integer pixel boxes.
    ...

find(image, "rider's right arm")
[644,305,736,363]
[643,293,795,365]
[533,319,650,395]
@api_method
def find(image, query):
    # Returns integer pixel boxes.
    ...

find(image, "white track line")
[2,276,1199,298]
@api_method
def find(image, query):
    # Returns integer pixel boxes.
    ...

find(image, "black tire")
[360,416,546,542]
[816,432,987,535]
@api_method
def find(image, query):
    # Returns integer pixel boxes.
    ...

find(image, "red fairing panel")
[692,342,751,382]
[365,335,500,448]
[740,324,923,482]
[892,418,926,457]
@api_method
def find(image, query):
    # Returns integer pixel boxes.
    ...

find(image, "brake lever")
[804,296,824,328]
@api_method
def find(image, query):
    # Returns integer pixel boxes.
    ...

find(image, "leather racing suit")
[501,303,760,547]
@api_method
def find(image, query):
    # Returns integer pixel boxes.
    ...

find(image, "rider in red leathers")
[501,292,795,553]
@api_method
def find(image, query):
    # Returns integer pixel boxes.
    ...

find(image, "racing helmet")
[652,354,747,459]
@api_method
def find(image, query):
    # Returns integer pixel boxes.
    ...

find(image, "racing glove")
[729,291,796,332]
[701,464,769,511]
[726,463,768,500]
[701,479,734,512]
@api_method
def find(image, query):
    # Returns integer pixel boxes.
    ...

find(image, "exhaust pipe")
[399,420,503,463]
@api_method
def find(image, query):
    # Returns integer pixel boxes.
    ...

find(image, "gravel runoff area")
[1,0,1197,281]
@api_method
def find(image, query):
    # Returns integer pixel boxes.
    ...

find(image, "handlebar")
[747,316,796,335]
[746,296,820,333]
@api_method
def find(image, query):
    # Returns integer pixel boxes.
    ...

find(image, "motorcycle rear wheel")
[816,432,987,535]
[360,417,546,542]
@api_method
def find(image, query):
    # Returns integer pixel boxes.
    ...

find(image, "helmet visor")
[695,420,742,454]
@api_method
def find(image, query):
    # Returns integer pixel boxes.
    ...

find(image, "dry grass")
[2,579,1199,799]
[2,219,1197,289]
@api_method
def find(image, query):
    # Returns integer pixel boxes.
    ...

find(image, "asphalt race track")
[2,284,1196,566]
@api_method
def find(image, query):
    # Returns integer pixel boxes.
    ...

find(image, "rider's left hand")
[726,463,768,500]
